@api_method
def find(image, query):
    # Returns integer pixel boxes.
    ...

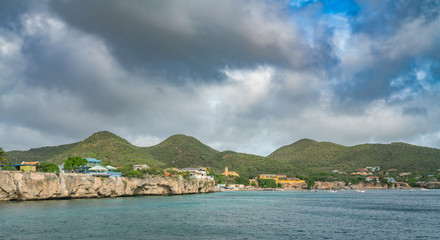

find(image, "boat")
[420,188,428,191]
[328,189,337,193]
[355,189,365,193]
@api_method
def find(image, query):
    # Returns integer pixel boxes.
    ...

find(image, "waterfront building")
[221,167,240,177]
[89,165,122,177]
[19,161,40,172]
[86,158,102,166]
[259,174,305,184]
[164,168,182,176]
[181,167,214,180]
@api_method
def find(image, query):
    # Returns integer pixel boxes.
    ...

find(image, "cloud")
[48,0,317,82]
[0,0,440,156]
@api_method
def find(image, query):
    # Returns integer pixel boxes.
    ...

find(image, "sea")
[1,190,439,240]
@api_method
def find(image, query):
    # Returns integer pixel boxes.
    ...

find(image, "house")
[133,164,150,170]
[20,161,40,172]
[351,172,373,176]
[366,166,381,172]
[399,172,411,177]
[229,184,245,190]
[86,158,102,166]
[181,168,214,180]
[164,168,182,176]
[332,170,346,175]
[259,174,305,184]
[89,165,122,177]
[365,176,380,182]
[221,167,239,177]
[385,177,396,183]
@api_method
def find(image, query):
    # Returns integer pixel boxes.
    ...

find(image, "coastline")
[0,171,215,201]
[216,180,440,192]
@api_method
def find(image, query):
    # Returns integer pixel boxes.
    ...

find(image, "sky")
[1,0,440,156]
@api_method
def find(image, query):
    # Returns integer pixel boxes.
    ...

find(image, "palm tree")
[0,147,6,170]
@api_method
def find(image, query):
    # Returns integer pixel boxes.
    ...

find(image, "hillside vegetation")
[5,131,440,176]
[268,140,440,175]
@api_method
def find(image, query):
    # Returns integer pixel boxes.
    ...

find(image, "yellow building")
[221,166,240,177]
[20,161,39,172]
[259,174,305,184]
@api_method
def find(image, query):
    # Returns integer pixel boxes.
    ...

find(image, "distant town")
[2,156,439,190]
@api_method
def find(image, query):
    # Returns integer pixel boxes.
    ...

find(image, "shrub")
[146,167,164,176]
[38,163,60,173]
[235,176,250,186]
[257,179,277,188]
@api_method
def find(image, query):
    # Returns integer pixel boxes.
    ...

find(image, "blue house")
[86,158,102,166]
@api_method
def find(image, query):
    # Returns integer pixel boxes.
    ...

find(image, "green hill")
[268,139,440,174]
[49,131,164,167]
[5,131,440,176]
[6,131,164,168]
[145,134,220,168]
[6,142,79,164]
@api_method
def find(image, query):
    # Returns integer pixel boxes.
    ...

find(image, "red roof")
[21,161,40,166]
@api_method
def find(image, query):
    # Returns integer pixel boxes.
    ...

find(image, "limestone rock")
[0,171,214,201]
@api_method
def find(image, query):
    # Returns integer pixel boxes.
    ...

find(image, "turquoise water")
[1,190,439,239]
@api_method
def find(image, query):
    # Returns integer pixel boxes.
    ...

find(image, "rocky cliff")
[312,181,409,190]
[0,171,214,201]
[415,182,440,189]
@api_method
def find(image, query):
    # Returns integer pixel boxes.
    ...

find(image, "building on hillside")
[259,174,287,180]
[351,172,373,176]
[332,170,346,175]
[221,167,240,177]
[20,161,40,172]
[385,177,396,183]
[399,172,411,177]
[366,166,381,172]
[133,164,150,170]
[365,176,380,182]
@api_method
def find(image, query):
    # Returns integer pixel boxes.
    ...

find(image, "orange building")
[221,166,240,177]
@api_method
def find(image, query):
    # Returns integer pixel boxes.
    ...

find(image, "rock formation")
[0,171,214,201]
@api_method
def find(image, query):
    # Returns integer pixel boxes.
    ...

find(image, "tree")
[305,177,315,189]
[214,174,225,184]
[257,179,277,188]
[38,163,60,173]
[146,167,164,176]
[0,147,6,169]
[64,157,88,172]
[380,177,390,187]
[235,176,250,186]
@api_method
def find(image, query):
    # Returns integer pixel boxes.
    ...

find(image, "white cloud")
[1,1,440,157]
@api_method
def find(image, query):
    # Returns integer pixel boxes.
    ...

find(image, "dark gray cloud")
[48,0,317,83]
[0,0,440,155]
